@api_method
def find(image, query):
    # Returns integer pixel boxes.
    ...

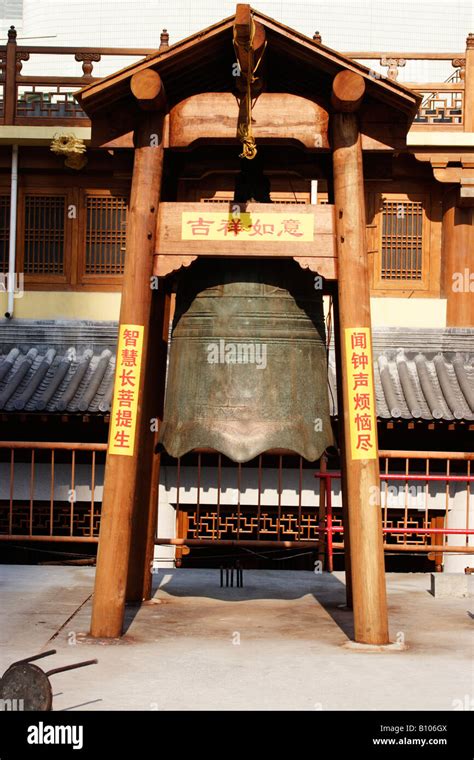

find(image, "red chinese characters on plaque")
[108,325,144,456]
[344,327,377,461]
[181,211,314,241]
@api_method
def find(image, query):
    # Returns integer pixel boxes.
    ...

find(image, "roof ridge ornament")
[159,29,169,51]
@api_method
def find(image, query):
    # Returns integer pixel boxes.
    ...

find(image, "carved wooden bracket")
[380,57,406,81]
[16,51,29,74]
[154,253,337,279]
[293,256,336,279]
[154,254,197,277]
[452,58,466,80]
[75,52,101,78]
[413,152,474,180]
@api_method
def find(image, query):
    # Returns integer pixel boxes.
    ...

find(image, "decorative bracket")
[16,51,29,74]
[75,52,101,79]
[452,58,466,80]
[380,57,406,81]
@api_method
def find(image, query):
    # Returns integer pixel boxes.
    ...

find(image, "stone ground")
[0,566,472,711]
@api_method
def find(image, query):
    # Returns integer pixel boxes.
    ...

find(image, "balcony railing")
[0,27,472,130]
[0,26,155,127]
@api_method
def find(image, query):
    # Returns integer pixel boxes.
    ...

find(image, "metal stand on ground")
[0,649,98,711]
[220,561,243,588]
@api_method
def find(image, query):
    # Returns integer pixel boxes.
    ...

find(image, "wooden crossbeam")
[130,70,166,112]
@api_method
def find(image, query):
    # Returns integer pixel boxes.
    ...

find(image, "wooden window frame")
[14,184,128,291]
[374,192,430,291]
[17,187,75,287]
[367,187,441,298]
[77,188,128,288]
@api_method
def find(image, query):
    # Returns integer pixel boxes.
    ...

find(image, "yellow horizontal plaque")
[181,211,313,241]
[108,324,144,457]
[344,327,377,461]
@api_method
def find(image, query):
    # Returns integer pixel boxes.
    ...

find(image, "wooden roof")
[75,6,420,122]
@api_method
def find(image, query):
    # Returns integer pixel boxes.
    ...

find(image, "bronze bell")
[159,258,334,462]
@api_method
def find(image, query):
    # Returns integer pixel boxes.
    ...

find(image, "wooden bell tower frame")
[76,4,420,645]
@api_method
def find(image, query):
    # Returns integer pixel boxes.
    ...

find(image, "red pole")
[326,473,334,572]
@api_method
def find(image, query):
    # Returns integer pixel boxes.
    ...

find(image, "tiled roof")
[0,321,116,414]
[328,328,474,421]
[0,321,473,421]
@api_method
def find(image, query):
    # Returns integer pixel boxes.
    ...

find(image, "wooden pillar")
[90,73,166,638]
[331,71,389,645]
[463,34,474,132]
[442,187,474,327]
[126,286,172,602]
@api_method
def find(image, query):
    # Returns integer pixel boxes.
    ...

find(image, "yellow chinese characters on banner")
[344,327,377,461]
[108,324,144,457]
[181,212,313,241]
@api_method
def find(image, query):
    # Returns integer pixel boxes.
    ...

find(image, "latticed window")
[0,195,10,273]
[85,194,127,275]
[23,194,66,275]
[380,199,423,281]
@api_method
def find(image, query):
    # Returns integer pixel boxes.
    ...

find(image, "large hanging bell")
[159,258,333,462]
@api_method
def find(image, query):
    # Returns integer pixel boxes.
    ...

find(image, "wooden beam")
[169,92,329,150]
[331,77,389,646]
[233,4,266,80]
[90,109,166,639]
[130,69,166,111]
[153,202,337,278]
[331,70,366,113]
